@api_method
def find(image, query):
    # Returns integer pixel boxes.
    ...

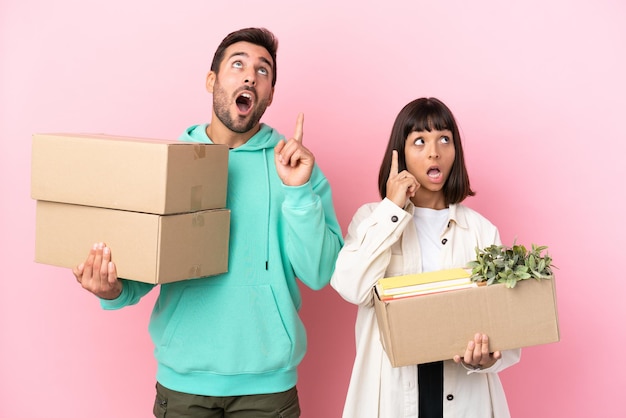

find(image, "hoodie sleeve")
[280,166,344,291]
[99,279,155,310]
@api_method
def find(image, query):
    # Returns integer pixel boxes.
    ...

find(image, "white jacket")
[331,198,521,418]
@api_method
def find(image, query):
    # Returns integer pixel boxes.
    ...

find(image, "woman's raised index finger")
[293,112,304,142]
[390,150,399,176]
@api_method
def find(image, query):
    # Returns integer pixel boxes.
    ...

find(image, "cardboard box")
[374,277,560,367]
[31,133,228,214]
[35,200,230,284]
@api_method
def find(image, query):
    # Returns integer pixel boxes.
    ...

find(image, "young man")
[73,27,344,417]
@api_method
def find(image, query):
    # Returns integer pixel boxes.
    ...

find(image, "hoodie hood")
[180,123,283,151]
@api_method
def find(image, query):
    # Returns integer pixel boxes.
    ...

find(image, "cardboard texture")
[35,200,230,284]
[31,133,229,215]
[374,277,560,367]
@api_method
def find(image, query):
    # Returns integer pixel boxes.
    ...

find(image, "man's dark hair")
[377,97,475,205]
[211,27,279,87]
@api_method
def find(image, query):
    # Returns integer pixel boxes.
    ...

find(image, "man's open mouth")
[236,92,253,112]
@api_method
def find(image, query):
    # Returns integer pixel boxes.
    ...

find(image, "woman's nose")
[428,145,440,159]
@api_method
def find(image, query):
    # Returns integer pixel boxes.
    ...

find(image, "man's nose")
[244,70,256,85]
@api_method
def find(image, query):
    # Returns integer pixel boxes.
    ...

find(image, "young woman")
[331,97,521,418]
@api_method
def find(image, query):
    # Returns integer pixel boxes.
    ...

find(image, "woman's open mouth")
[427,167,441,178]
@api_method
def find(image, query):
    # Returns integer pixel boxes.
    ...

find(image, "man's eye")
[233,61,243,69]
[258,67,268,76]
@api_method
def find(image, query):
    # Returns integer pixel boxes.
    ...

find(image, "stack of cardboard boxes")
[31,133,231,284]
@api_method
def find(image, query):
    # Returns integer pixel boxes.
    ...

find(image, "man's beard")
[212,82,269,134]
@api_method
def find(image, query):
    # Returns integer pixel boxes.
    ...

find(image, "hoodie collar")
[223,124,280,152]
[181,123,281,151]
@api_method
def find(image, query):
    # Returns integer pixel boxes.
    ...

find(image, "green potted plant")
[467,242,555,288]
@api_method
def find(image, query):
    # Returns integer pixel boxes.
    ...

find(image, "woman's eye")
[441,136,451,143]
[414,138,425,145]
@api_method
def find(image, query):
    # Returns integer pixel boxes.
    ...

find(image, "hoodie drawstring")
[263,149,270,270]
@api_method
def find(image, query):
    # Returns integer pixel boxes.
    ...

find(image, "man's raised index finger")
[293,112,304,142]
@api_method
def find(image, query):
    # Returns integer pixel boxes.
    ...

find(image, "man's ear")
[206,71,216,93]
[267,87,274,107]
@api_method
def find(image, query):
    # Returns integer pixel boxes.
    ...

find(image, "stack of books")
[375,268,482,301]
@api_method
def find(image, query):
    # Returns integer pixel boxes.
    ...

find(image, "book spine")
[380,283,478,301]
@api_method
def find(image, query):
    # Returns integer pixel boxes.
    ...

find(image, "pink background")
[2,0,625,417]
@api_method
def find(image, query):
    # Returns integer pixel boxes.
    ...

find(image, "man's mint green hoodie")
[101,123,343,396]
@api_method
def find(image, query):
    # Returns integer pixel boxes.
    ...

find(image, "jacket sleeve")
[99,279,155,310]
[281,167,344,290]
[465,348,522,374]
[331,198,411,306]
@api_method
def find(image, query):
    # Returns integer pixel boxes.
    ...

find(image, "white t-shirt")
[413,207,449,273]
